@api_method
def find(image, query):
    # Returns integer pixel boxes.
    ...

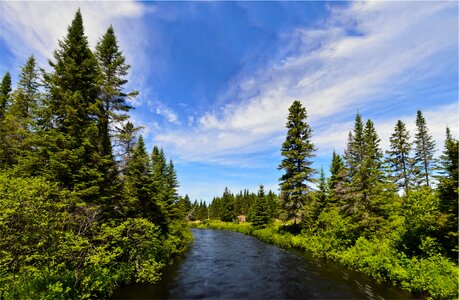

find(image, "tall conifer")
[413,110,435,187]
[44,9,103,200]
[278,100,316,223]
[387,120,412,193]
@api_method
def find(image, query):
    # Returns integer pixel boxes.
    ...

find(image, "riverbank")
[191,221,458,300]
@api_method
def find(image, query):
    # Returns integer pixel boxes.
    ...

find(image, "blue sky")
[1,1,458,202]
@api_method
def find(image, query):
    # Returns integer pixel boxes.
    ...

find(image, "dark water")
[112,228,417,299]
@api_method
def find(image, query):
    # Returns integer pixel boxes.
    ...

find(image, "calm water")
[112,228,417,299]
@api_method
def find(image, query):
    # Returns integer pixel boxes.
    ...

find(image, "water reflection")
[112,228,416,299]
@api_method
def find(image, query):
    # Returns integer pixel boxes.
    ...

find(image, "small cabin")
[237,215,246,223]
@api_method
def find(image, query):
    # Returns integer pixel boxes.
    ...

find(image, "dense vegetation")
[0,10,191,299]
[196,101,458,299]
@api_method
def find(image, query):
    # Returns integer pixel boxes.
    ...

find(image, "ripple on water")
[111,228,418,299]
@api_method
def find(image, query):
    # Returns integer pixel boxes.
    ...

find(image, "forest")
[0,10,191,299]
[1,8,458,300]
[193,101,458,299]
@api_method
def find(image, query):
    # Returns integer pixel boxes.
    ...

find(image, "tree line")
[0,10,190,299]
[205,100,457,263]
[280,100,457,260]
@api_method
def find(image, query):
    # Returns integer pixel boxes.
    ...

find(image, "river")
[112,228,416,299]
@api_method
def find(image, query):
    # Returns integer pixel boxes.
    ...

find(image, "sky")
[1,1,458,202]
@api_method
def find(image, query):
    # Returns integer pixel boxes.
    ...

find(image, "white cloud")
[1,2,144,60]
[0,1,157,96]
[314,102,459,158]
[154,1,457,165]
[147,101,180,125]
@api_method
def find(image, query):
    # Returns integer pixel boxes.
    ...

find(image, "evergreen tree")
[386,120,412,193]
[165,160,180,221]
[0,72,13,169]
[221,187,235,222]
[44,10,104,201]
[436,128,459,258]
[250,185,271,228]
[315,168,329,217]
[95,25,137,171]
[2,57,41,169]
[278,100,316,224]
[151,146,167,201]
[345,114,365,180]
[413,110,435,187]
[0,71,12,120]
[437,127,458,216]
[329,150,346,204]
[343,114,366,214]
[117,121,140,173]
[344,115,391,233]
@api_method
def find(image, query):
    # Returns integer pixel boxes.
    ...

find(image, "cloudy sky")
[1,1,457,202]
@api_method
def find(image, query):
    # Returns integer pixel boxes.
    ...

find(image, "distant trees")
[278,100,316,224]
[250,185,272,228]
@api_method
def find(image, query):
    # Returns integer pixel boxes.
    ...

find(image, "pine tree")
[44,9,104,201]
[343,114,366,214]
[165,160,180,221]
[250,185,271,228]
[95,25,137,167]
[221,187,235,222]
[315,168,329,216]
[0,71,12,120]
[0,72,13,169]
[437,127,458,215]
[151,146,167,201]
[278,100,316,224]
[2,57,41,168]
[329,150,345,204]
[413,110,435,187]
[436,127,459,259]
[386,120,412,193]
[117,121,140,173]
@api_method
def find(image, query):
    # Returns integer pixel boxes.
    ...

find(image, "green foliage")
[278,100,316,223]
[413,110,436,187]
[250,185,272,228]
[386,120,413,193]
[0,10,191,299]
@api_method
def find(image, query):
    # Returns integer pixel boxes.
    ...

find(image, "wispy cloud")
[315,103,459,157]
[154,1,457,165]
[147,101,180,125]
[0,1,157,95]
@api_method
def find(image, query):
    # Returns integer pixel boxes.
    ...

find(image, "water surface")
[112,228,417,299]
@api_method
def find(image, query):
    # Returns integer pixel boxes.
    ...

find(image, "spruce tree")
[329,150,345,204]
[436,127,459,258]
[125,135,156,219]
[343,114,366,213]
[437,127,458,215]
[118,121,140,173]
[387,120,412,193]
[2,57,41,168]
[95,25,137,166]
[413,110,435,187]
[315,168,329,215]
[221,187,235,222]
[0,72,13,169]
[0,71,12,120]
[250,185,271,228]
[44,9,104,201]
[278,100,316,224]
[165,160,180,221]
